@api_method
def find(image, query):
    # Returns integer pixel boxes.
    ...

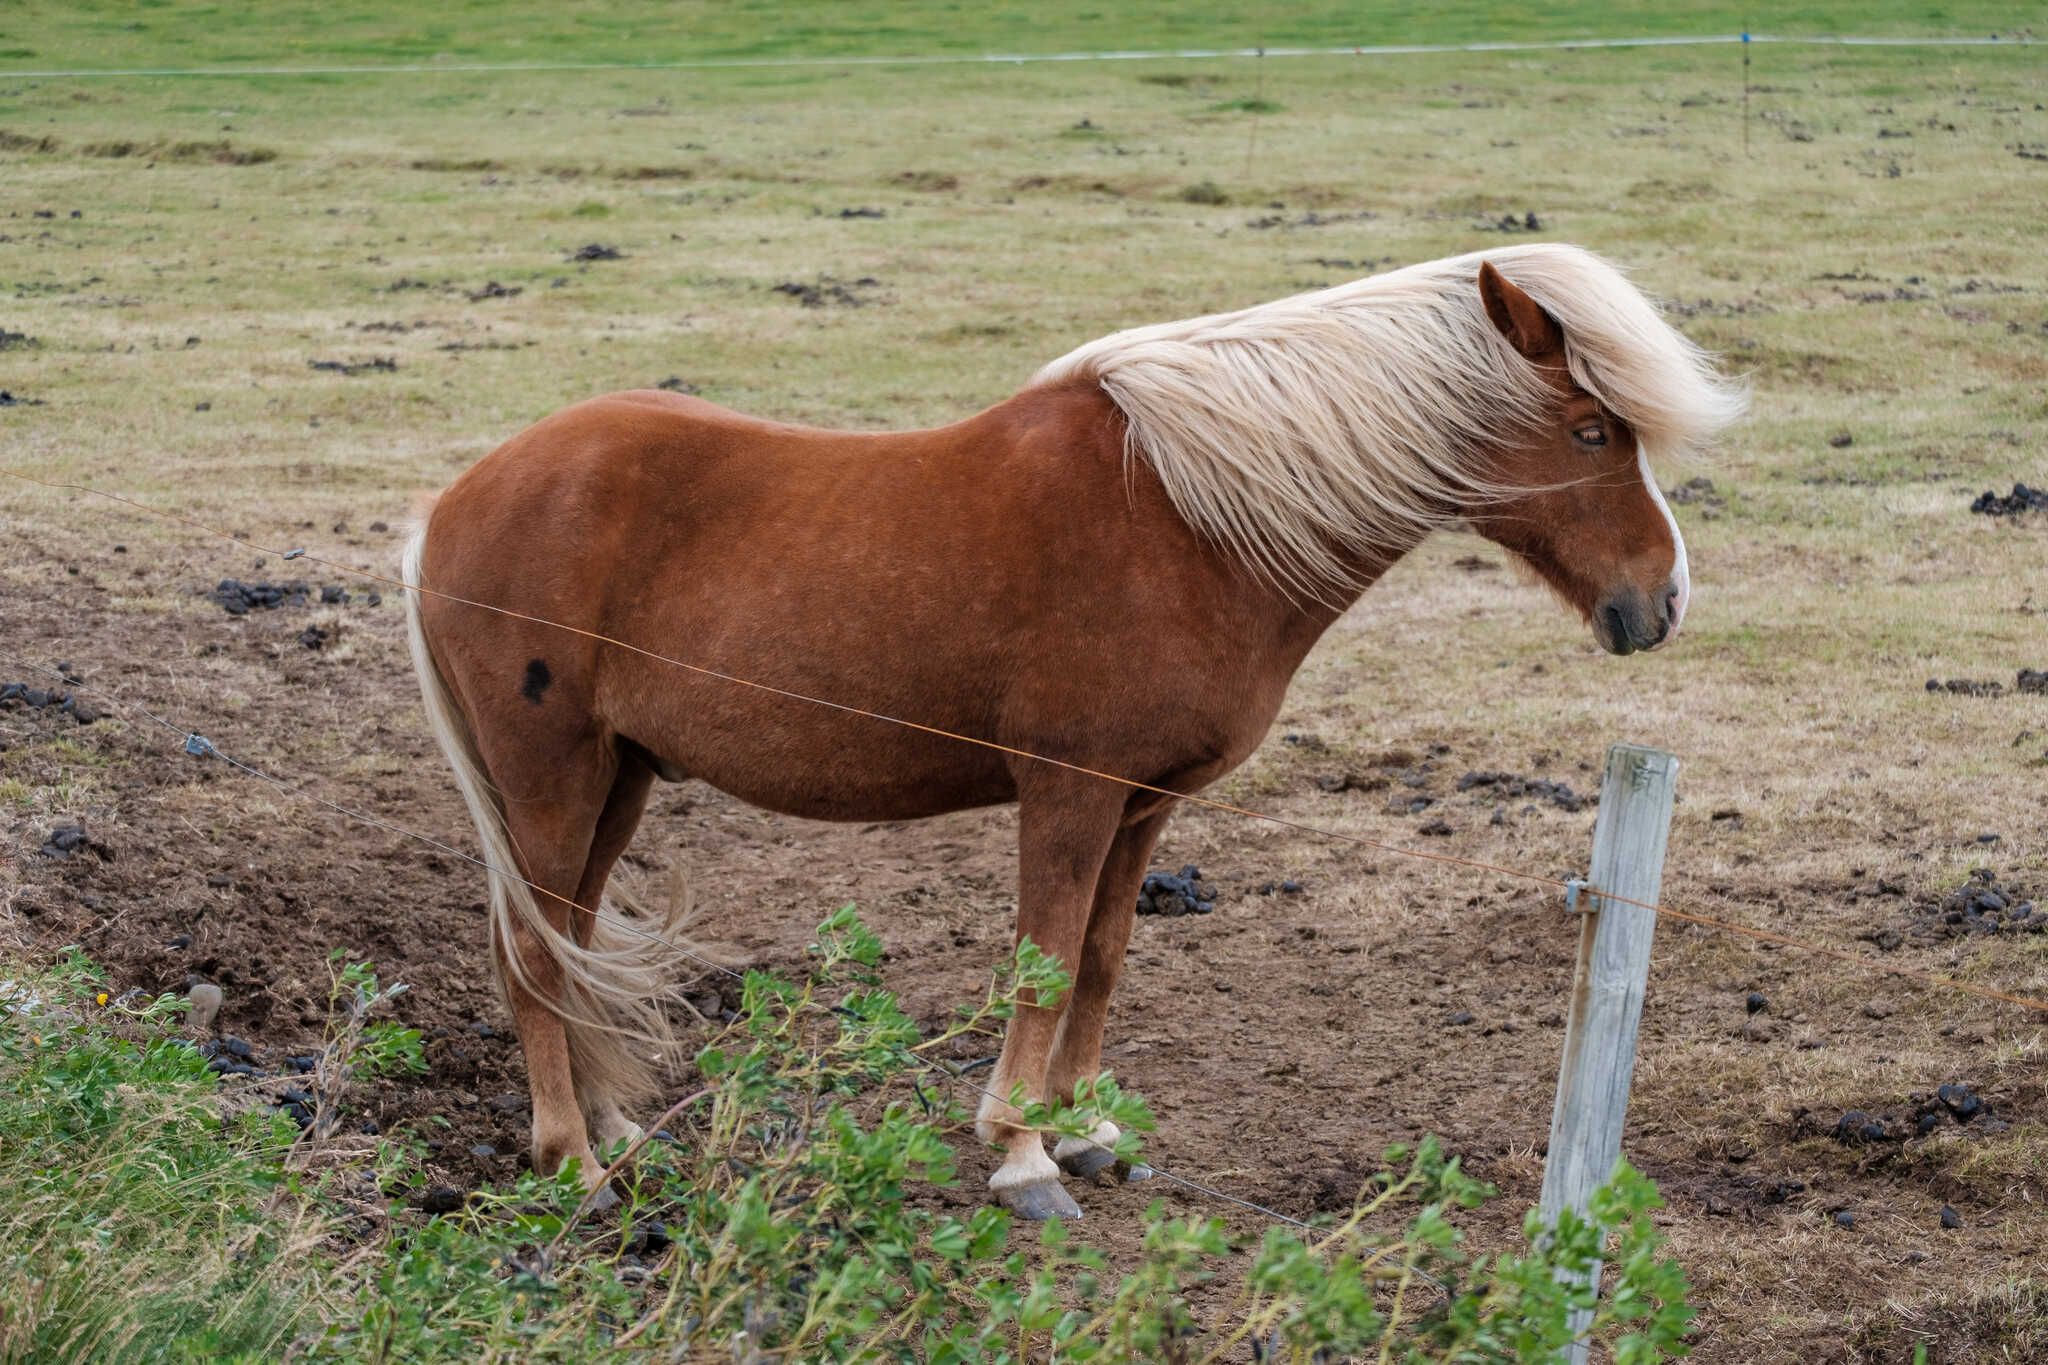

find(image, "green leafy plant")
[0,916,1693,1362]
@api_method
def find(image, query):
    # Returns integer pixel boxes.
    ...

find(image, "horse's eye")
[1574,426,1607,447]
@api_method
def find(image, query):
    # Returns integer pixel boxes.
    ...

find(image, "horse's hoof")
[1055,1141,1121,1183]
[997,1179,1083,1221]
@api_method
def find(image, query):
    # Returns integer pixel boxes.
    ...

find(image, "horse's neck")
[1259,539,1413,669]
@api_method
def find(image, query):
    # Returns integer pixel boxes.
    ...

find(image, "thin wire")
[6,465,2046,1017]
[2,33,2033,81]
[0,654,1328,1238]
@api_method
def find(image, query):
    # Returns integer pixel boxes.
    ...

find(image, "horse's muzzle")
[1594,583,1681,656]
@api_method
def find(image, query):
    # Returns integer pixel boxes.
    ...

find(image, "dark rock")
[469,1143,497,1159]
[1834,1210,1856,1229]
[569,243,623,261]
[1745,991,1768,1015]
[1940,1204,1962,1229]
[285,1054,317,1073]
[1828,432,1854,447]
[222,1037,253,1058]
[168,934,192,949]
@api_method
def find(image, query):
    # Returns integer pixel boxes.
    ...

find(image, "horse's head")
[1466,260,1689,656]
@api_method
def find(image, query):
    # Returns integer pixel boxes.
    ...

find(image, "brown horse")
[403,244,1743,1219]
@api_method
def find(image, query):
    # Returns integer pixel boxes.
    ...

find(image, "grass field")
[3,2,2046,1360]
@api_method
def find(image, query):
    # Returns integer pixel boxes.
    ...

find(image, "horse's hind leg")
[1045,806,1170,1182]
[566,754,658,1153]
[488,759,618,1186]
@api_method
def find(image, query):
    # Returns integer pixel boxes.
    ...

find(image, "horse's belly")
[627,699,1019,824]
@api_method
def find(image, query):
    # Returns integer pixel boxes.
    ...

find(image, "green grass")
[0,0,2033,71]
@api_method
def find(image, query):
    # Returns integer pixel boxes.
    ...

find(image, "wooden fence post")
[1538,743,1679,1364]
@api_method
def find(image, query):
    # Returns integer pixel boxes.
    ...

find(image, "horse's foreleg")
[977,776,1125,1220]
[1045,807,1170,1182]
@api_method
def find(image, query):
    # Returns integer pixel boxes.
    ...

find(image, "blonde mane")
[1034,243,1748,602]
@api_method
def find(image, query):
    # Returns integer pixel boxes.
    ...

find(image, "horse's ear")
[1478,260,1563,358]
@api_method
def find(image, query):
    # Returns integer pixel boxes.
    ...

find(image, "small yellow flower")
[96,992,110,1007]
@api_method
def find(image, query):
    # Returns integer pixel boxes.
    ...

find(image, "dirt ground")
[5,497,2043,1362]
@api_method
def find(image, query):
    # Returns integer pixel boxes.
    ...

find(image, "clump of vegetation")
[1210,97,1284,114]
[1179,179,1231,205]
[0,916,1692,1361]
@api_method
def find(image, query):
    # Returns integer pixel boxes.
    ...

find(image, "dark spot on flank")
[521,659,552,705]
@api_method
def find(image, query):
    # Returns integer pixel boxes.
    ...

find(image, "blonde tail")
[400,521,692,1108]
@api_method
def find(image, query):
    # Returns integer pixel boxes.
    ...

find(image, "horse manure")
[209,579,365,615]
[1926,677,2005,697]
[1314,771,1386,794]
[1920,868,2039,937]
[771,275,882,308]
[38,822,108,860]
[835,206,885,219]
[1455,770,1584,811]
[1970,482,2048,516]
[1937,1082,1986,1123]
[415,1185,465,1215]
[569,243,623,261]
[307,356,397,376]
[466,280,522,301]
[1137,864,1215,916]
